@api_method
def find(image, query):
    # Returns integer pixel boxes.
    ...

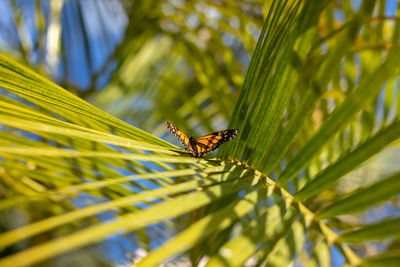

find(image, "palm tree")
[0,0,399,266]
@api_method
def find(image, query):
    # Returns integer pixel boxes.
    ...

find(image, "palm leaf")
[0,0,399,266]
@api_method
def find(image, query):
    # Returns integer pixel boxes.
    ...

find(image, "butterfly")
[165,121,239,158]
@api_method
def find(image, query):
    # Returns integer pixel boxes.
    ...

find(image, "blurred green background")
[0,0,400,266]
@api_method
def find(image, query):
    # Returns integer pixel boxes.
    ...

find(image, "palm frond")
[0,0,399,266]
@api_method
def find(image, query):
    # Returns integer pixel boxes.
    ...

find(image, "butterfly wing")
[193,129,239,156]
[165,121,195,155]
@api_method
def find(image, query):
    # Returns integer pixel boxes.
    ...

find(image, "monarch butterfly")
[165,121,239,158]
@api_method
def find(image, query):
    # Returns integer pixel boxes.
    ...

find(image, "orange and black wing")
[193,129,239,156]
[165,121,194,154]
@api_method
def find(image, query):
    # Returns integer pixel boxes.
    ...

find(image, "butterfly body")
[165,121,239,158]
